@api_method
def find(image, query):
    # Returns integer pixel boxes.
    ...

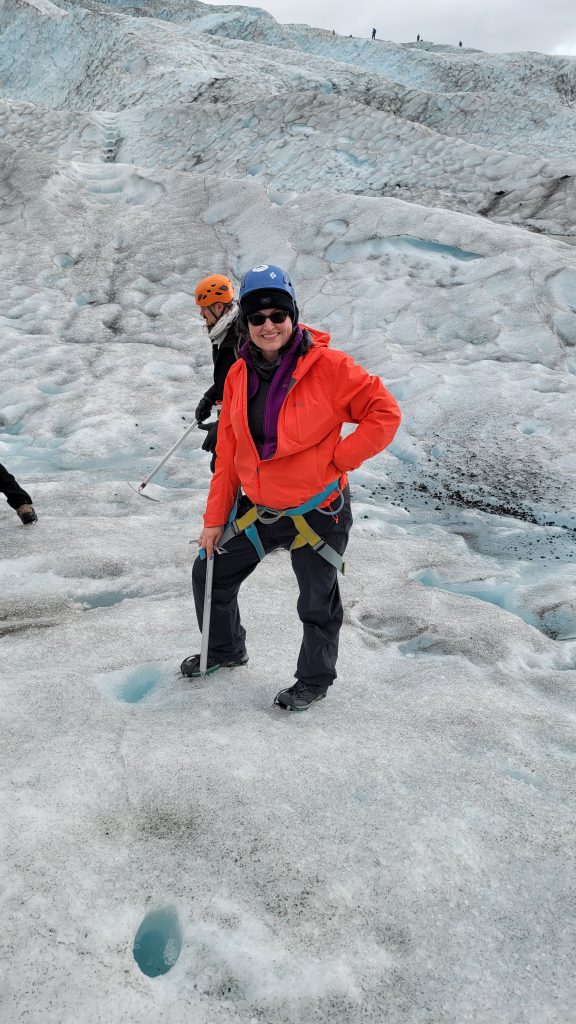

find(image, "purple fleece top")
[239,326,303,460]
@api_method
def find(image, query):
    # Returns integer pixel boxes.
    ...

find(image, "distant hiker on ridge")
[182,264,401,712]
[371,27,376,39]
[0,462,37,524]
[459,40,462,47]
[194,274,241,473]
[417,33,420,42]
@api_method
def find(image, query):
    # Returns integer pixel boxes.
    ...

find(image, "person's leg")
[188,507,301,672]
[192,533,258,662]
[191,512,288,661]
[0,462,32,510]
[289,488,353,693]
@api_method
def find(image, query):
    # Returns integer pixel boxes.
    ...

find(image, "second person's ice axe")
[130,419,198,500]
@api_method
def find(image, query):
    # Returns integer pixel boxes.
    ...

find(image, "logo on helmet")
[251,265,269,272]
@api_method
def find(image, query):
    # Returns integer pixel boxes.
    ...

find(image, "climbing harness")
[218,479,346,574]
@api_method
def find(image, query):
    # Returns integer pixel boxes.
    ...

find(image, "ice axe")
[199,551,214,676]
[130,419,198,500]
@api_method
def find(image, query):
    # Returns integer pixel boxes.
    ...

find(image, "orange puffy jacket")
[204,326,401,526]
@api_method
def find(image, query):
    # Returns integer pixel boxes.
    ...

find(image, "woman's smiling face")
[248,309,293,362]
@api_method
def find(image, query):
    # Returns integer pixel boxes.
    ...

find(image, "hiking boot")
[274,681,328,712]
[16,504,38,525]
[180,650,248,678]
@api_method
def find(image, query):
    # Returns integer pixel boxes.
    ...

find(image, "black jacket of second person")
[202,318,242,408]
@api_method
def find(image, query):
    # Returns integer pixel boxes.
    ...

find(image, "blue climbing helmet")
[239,264,299,324]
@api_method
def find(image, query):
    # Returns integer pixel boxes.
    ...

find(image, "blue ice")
[499,768,544,788]
[388,237,483,260]
[116,667,161,704]
[77,591,129,609]
[326,235,483,264]
[417,569,509,612]
[133,907,182,977]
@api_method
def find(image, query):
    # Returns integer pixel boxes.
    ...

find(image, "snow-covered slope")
[1,3,576,1023]
[3,91,576,238]
[2,0,576,237]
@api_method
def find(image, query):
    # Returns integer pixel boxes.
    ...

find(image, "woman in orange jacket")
[181,265,401,711]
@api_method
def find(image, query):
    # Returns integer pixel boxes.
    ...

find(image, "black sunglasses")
[247,311,291,326]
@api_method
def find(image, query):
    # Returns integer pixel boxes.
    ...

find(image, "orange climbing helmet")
[195,274,235,307]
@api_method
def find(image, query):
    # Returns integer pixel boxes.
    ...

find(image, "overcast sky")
[210,0,576,55]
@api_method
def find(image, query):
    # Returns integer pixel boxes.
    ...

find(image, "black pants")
[0,462,32,510]
[192,488,352,691]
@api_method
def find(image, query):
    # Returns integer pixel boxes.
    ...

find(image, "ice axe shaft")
[138,420,198,491]
[199,554,214,676]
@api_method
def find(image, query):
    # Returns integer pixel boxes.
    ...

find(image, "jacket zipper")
[242,347,324,505]
[278,347,323,436]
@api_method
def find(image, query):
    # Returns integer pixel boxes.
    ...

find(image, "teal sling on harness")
[218,479,346,574]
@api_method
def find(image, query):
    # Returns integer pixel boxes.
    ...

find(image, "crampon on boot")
[180,650,248,678]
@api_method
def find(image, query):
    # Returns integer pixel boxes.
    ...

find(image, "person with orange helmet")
[194,273,241,471]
